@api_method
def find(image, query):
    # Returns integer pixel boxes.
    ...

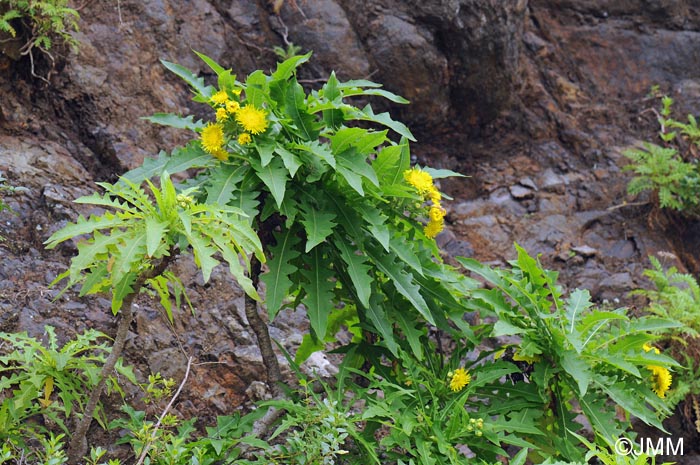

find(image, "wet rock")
[509,185,535,200]
[572,245,598,257]
[301,351,339,378]
[539,168,568,194]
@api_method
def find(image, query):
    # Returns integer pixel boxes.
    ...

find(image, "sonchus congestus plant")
[130,51,473,366]
[45,173,263,462]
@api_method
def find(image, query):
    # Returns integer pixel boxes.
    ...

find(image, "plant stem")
[243,255,282,396]
[67,254,174,464]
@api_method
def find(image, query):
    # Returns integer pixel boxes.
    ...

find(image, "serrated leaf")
[261,228,301,318]
[79,263,109,296]
[194,50,237,90]
[205,226,260,301]
[70,230,128,281]
[111,233,148,285]
[300,206,336,252]
[253,157,288,208]
[142,113,205,131]
[44,214,125,249]
[393,309,425,361]
[301,248,334,339]
[255,140,276,167]
[351,104,416,141]
[186,229,220,283]
[336,239,372,308]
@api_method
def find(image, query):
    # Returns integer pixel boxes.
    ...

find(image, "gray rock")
[509,185,535,200]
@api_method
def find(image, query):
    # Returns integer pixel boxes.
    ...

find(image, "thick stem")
[243,255,282,396]
[67,255,173,464]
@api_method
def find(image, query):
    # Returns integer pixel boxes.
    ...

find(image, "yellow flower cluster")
[404,167,445,238]
[643,343,672,399]
[201,87,270,158]
[448,367,471,392]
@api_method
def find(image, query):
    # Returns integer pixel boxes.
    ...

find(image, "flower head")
[404,168,435,197]
[449,367,471,392]
[236,105,268,135]
[424,218,444,239]
[238,133,252,145]
[649,365,672,398]
[216,108,229,122]
[429,205,446,222]
[226,100,240,114]
[201,123,225,155]
[210,90,229,105]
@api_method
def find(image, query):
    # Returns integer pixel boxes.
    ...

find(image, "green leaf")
[300,248,334,339]
[365,295,399,357]
[351,104,416,141]
[284,79,319,140]
[186,229,220,283]
[111,233,148,285]
[112,272,137,315]
[337,165,364,196]
[253,157,288,208]
[423,167,466,179]
[337,149,379,187]
[261,228,301,318]
[194,50,237,90]
[161,60,213,98]
[205,165,249,206]
[245,70,268,108]
[70,230,128,281]
[141,113,205,131]
[44,214,125,249]
[335,239,372,308]
[560,350,592,396]
[275,146,303,178]
[121,143,215,184]
[366,245,433,324]
[255,140,276,167]
[300,206,336,252]
[340,87,410,104]
[271,52,312,81]
[295,334,324,365]
[206,226,260,301]
[289,140,336,169]
[144,217,168,257]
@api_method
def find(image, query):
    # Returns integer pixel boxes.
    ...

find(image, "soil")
[1,0,700,463]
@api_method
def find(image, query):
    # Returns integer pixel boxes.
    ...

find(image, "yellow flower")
[238,133,252,145]
[210,90,229,105]
[449,368,471,392]
[201,123,225,155]
[211,149,228,161]
[216,108,229,122]
[649,365,672,398]
[643,343,661,354]
[424,218,444,239]
[226,100,240,114]
[429,205,446,222]
[404,168,435,197]
[236,105,268,134]
[428,187,442,204]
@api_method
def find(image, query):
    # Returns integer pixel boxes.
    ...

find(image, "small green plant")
[457,245,680,462]
[0,0,79,50]
[624,93,700,216]
[632,256,700,420]
[273,42,303,61]
[0,326,135,456]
